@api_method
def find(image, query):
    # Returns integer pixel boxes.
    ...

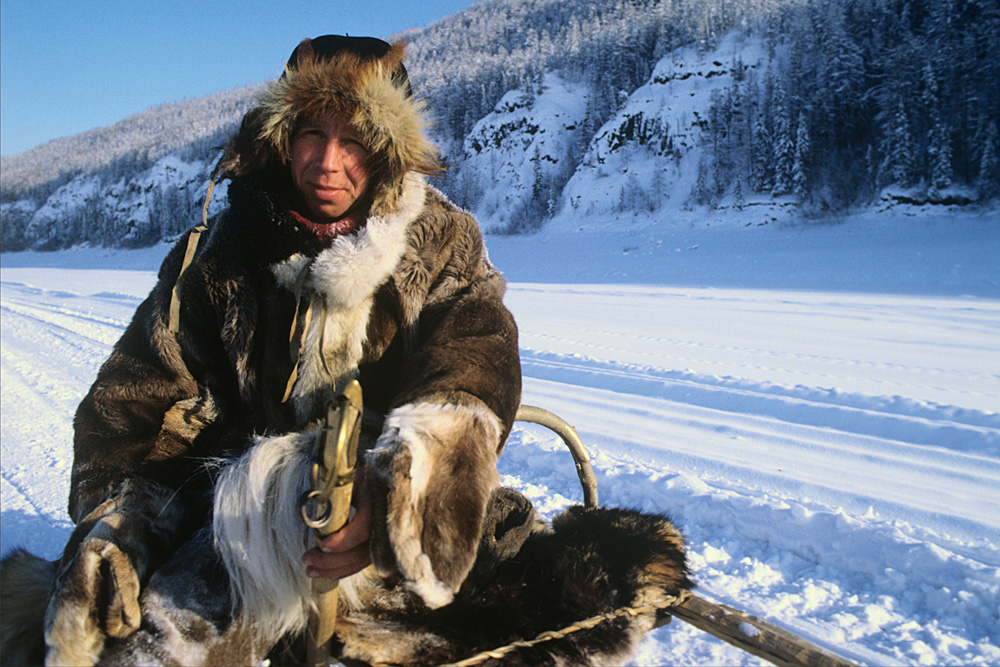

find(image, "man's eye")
[295,127,323,140]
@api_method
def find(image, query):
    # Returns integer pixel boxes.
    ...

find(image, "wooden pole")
[304,381,363,667]
[661,593,858,667]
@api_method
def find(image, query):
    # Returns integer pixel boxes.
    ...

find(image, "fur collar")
[271,173,424,306]
[271,174,426,423]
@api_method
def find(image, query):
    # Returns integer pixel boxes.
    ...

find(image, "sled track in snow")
[505,295,1000,666]
[523,326,1000,390]
[503,399,1000,667]
[521,350,1000,454]
[505,364,1000,665]
[1,283,132,348]
[2,272,998,665]
[0,290,86,557]
[516,369,1000,540]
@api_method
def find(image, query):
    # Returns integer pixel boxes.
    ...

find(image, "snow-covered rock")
[561,32,766,219]
[460,72,588,231]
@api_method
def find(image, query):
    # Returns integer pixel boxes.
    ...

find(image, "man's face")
[290,115,371,222]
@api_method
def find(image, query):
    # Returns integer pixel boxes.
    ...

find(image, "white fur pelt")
[211,430,362,642]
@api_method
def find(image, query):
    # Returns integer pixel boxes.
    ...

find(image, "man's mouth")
[311,184,345,199]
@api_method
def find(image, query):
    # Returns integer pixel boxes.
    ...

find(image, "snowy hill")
[3,0,997,251]
[457,72,589,231]
[561,31,764,219]
[452,33,765,231]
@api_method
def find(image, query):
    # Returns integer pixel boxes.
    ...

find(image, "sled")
[297,391,858,667]
[453,404,860,667]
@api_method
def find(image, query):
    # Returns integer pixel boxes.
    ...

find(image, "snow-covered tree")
[881,101,916,189]
[771,85,794,196]
[750,111,773,193]
[793,111,811,201]
[979,120,999,199]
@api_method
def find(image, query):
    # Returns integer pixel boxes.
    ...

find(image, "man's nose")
[319,139,345,171]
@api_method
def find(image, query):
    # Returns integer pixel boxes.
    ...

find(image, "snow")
[2,208,999,665]
[561,31,764,218]
[463,72,589,228]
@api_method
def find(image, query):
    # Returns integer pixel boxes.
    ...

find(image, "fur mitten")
[366,399,503,608]
[43,479,184,666]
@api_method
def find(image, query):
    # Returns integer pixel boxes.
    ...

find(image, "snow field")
[496,284,999,666]
[2,213,998,665]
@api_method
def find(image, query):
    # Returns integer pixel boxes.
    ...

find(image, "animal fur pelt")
[366,399,504,609]
[334,488,693,667]
[0,490,690,667]
[0,548,55,667]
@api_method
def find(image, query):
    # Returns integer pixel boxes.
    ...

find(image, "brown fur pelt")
[0,489,689,667]
[0,548,55,667]
[335,488,693,667]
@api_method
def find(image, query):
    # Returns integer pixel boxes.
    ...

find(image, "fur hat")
[217,35,439,215]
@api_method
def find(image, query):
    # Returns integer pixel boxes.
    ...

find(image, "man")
[1,36,690,667]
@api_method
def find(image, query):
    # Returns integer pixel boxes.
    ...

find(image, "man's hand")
[302,470,372,580]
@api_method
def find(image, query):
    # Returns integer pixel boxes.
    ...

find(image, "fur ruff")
[367,399,503,608]
[221,40,439,217]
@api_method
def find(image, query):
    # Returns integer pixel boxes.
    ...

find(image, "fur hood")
[216,38,440,217]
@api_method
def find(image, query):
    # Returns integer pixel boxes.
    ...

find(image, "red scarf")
[290,209,362,244]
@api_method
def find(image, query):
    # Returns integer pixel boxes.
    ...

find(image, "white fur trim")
[369,400,503,609]
[211,431,365,641]
[405,554,457,610]
[213,431,313,640]
[271,175,426,423]
[307,174,425,310]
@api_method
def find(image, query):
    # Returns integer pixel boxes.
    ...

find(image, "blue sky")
[0,0,479,157]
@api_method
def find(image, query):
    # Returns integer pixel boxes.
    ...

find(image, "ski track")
[2,273,999,665]
[502,285,1000,666]
[0,286,105,557]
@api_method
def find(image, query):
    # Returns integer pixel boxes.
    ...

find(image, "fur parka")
[68,36,521,604]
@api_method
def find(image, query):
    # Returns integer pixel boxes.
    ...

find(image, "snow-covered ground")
[2,209,998,665]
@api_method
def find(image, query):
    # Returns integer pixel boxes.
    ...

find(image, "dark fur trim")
[337,490,693,666]
[0,548,55,667]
